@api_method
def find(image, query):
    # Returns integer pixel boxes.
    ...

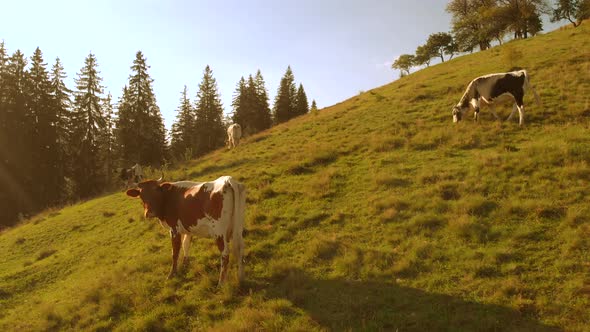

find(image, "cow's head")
[126,178,171,219]
[452,105,465,123]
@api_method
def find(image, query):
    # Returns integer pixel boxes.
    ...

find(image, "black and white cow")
[452,70,541,126]
[120,163,143,188]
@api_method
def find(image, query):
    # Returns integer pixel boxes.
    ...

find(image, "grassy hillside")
[1,24,589,331]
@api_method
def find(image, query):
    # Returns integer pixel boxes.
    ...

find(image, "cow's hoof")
[166,272,176,280]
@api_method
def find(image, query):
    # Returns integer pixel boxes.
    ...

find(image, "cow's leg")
[489,104,500,120]
[168,228,182,279]
[470,98,480,122]
[181,234,192,268]
[506,103,517,121]
[514,94,525,126]
[517,104,525,126]
[233,234,245,283]
[216,235,231,286]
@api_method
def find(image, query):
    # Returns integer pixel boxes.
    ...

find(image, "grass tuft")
[36,249,57,261]
[448,215,491,243]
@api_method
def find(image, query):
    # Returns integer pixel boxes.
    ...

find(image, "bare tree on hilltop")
[551,0,590,27]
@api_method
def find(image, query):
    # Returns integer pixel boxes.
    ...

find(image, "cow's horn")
[157,172,164,182]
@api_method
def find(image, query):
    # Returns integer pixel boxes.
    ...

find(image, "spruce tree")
[170,85,195,160]
[49,57,73,202]
[294,83,309,117]
[194,65,225,155]
[70,52,106,198]
[3,50,33,220]
[0,42,23,225]
[0,40,8,128]
[243,75,257,135]
[273,66,297,124]
[118,51,166,166]
[310,99,318,113]
[253,70,272,131]
[0,42,9,176]
[231,76,247,128]
[101,93,115,187]
[232,70,272,135]
[115,85,135,164]
[27,47,57,207]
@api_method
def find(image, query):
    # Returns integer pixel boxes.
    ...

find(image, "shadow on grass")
[247,268,562,332]
[188,158,252,178]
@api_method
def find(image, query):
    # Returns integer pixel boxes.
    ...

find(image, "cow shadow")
[245,268,562,332]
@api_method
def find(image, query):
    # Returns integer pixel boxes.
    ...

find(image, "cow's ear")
[126,189,140,197]
[160,182,172,191]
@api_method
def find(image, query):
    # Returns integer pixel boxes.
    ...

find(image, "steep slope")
[1,24,589,331]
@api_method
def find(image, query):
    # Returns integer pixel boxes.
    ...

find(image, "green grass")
[1,24,589,331]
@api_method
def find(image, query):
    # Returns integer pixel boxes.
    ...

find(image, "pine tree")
[243,75,258,135]
[0,42,22,225]
[101,93,115,187]
[252,70,272,132]
[115,85,135,164]
[2,50,34,222]
[117,51,166,166]
[231,70,272,136]
[170,85,195,160]
[273,66,297,124]
[49,57,73,202]
[194,65,225,155]
[231,76,247,128]
[27,47,57,207]
[70,52,106,198]
[310,99,318,113]
[0,40,8,128]
[294,83,309,117]
[0,41,9,168]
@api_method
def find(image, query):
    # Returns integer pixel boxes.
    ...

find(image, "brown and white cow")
[126,176,246,286]
[452,70,541,126]
[227,124,242,149]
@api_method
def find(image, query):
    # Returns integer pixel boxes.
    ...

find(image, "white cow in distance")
[227,124,242,149]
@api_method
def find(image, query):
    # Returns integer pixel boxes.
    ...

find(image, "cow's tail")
[522,70,542,107]
[228,177,246,282]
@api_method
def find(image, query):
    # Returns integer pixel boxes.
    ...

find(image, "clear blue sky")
[0,0,562,130]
